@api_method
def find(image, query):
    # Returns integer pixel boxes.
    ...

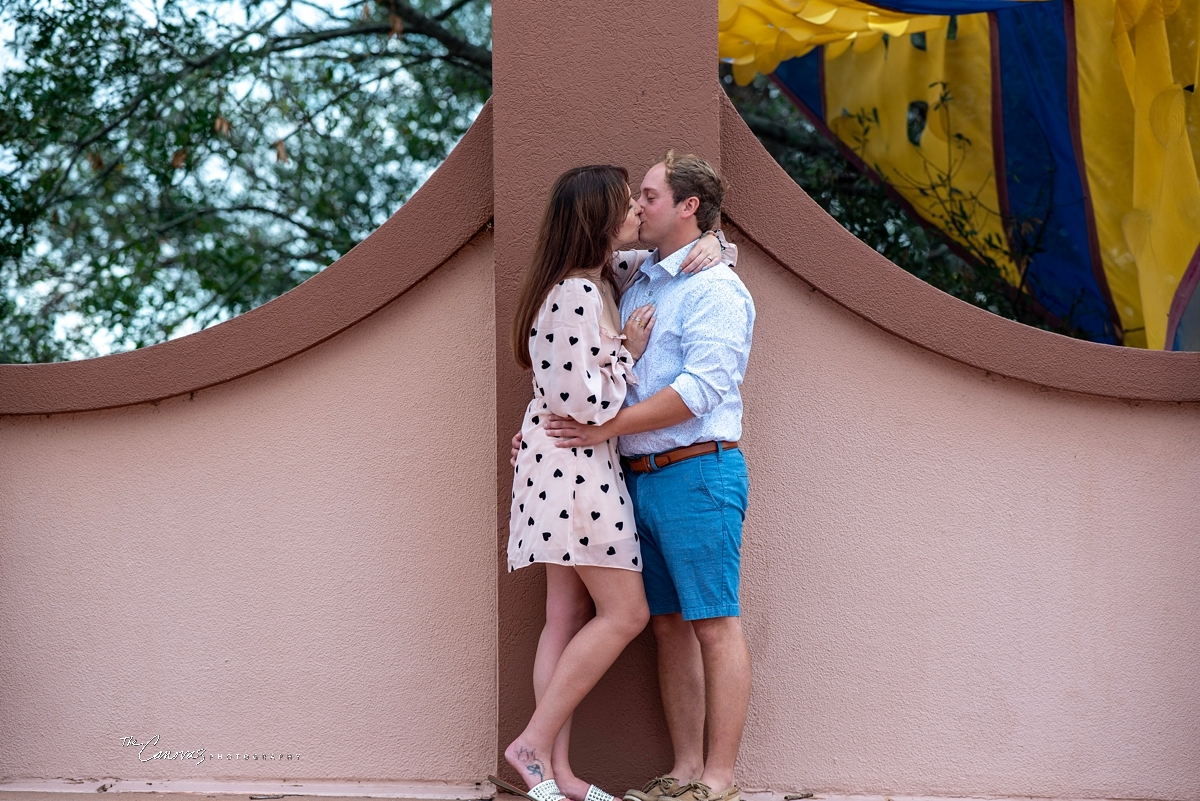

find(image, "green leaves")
[0,0,491,361]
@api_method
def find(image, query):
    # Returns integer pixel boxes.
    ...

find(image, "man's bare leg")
[690,616,751,794]
[650,613,706,783]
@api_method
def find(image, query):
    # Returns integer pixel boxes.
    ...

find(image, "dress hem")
[507,559,643,574]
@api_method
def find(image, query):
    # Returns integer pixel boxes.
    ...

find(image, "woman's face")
[611,185,641,249]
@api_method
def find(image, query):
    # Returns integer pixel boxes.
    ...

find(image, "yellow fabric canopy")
[723,0,1200,348]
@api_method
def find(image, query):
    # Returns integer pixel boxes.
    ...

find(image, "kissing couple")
[491,151,756,801]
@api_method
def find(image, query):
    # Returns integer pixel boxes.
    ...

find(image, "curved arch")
[719,95,1200,401]
[0,103,494,416]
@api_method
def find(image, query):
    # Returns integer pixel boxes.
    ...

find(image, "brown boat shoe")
[623,776,682,801]
[667,781,740,801]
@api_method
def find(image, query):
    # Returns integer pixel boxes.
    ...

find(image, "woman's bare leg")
[505,565,650,789]
[535,565,594,801]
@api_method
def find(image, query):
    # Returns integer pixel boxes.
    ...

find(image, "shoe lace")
[644,777,678,795]
[678,782,711,801]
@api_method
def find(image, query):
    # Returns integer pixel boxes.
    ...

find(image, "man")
[544,151,756,801]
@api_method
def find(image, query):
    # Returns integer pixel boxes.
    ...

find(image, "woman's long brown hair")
[511,165,630,369]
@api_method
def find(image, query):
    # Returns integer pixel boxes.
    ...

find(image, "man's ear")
[678,196,700,219]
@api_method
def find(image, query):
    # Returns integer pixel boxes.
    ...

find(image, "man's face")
[636,162,683,249]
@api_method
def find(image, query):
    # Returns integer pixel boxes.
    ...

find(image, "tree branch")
[434,0,479,22]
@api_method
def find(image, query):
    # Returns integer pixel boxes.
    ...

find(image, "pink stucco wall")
[0,236,497,784]
[3,1,1200,794]
[730,231,1200,799]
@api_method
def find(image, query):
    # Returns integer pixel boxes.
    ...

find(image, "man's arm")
[543,386,693,448]
[546,277,751,449]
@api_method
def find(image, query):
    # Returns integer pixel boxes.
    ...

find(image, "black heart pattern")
[546,333,554,342]
[541,360,550,369]
[587,395,596,404]
[600,484,609,493]
[563,362,572,371]
[575,475,585,484]
[543,532,552,541]
[559,510,570,519]
[553,469,563,477]
[591,347,600,355]
[530,328,537,337]
[579,537,589,546]
[584,449,593,457]
[536,454,543,462]
[584,285,593,292]
[569,336,579,345]
[575,307,584,315]
[539,491,546,500]
[591,511,600,520]
[560,392,570,401]
[552,303,559,312]
[606,546,616,555]
[616,521,624,530]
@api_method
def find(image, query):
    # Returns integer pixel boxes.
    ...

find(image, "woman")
[492,165,733,801]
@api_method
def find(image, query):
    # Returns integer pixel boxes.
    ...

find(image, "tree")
[0,0,491,361]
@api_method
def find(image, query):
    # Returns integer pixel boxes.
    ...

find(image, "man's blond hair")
[661,149,727,232]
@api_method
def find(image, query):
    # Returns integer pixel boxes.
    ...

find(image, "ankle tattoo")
[517,746,546,784]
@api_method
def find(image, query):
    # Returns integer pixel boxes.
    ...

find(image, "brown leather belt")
[625,440,739,473]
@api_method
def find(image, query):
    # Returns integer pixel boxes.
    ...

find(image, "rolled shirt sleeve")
[668,278,754,417]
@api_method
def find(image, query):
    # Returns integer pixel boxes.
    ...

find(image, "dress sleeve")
[610,230,739,293]
[716,230,739,270]
[529,280,636,426]
[611,249,653,295]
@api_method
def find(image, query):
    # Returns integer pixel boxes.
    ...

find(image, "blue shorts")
[624,446,749,620]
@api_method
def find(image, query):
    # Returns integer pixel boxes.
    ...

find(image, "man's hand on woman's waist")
[544,386,694,449]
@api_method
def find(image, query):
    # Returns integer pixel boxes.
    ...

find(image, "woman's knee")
[615,597,650,639]
[546,594,593,632]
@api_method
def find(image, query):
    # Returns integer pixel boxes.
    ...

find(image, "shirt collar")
[643,239,700,279]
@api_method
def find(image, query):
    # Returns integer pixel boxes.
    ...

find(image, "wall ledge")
[719,94,1200,402]
[0,780,490,800]
[0,103,494,417]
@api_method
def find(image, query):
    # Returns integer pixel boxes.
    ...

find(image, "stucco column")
[492,0,720,788]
